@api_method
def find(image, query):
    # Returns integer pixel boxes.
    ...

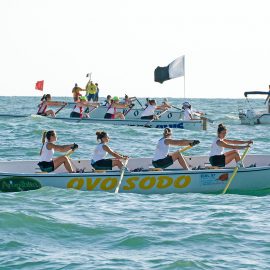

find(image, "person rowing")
[37,130,78,173]
[91,131,129,171]
[209,124,253,168]
[101,95,112,107]
[104,96,129,119]
[182,101,204,120]
[141,99,171,120]
[70,96,99,118]
[152,128,200,170]
[37,94,66,117]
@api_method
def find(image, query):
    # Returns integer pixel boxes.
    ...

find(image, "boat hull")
[1,156,270,195]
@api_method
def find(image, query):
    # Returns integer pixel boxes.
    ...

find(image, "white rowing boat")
[0,112,207,130]
[0,155,269,195]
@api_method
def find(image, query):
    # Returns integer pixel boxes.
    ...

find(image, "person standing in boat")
[91,131,129,170]
[94,83,99,101]
[209,124,253,168]
[141,99,170,120]
[70,96,99,118]
[152,128,199,170]
[72,83,84,102]
[104,96,129,119]
[37,94,66,117]
[38,130,78,173]
[85,81,97,102]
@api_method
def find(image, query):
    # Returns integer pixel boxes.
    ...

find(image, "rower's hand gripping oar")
[65,143,79,157]
[179,140,200,153]
[222,146,250,195]
[115,158,129,193]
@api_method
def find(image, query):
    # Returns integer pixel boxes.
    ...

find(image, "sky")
[0,0,270,98]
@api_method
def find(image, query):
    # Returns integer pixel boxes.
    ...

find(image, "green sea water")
[0,96,270,269]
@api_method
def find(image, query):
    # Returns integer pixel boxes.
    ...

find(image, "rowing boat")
[1,155,269,195]
[0,112,207,130]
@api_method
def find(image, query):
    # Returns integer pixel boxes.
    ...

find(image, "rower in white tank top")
[40,142,54,162]
[153,138,169,161]
[209,137,224,157]
[92,143,108,163]
[141,105,156,117]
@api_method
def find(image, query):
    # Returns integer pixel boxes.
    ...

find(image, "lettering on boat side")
[156,123,184,129]
[67,175,191,191]
[0,176,42,192]
[200,173,228,185]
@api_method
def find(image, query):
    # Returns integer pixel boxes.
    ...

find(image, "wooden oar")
[55,103,67,116]
[221,147,250,194]
[115,159,129,193]
[144,109,168,128]
[135,98,143,109]
[171,105,182,111]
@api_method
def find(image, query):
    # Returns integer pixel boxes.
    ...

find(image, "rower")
[104,96,129,119]
[91,131,129,171]
[141,99,170,120]
[37,94,66,117]
[37,130,78,173]
[70,96,98,118]
[152,128,199,170]
[182,101,204,120]
[209,124,253,168]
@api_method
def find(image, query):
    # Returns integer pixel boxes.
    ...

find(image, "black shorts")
[70,111,81,118]
[38,161,54,172]
[141,115,154,120]
[91,159,113,170]
[37,112,47,116]
[209,155,225,167]
[152,155,173,169]
[104,113,114,119]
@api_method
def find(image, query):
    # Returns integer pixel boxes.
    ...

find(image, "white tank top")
[40,142,54,162]
[92,143,107,162]
[153,138,169,161]
[107,106,115,114]
[209,137,224,157]
[183,108,192,120]
[141,105,156,117]
[73,105,82,114]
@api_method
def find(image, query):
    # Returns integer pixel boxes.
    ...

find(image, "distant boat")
[239,91,270,125]
[0,104,208,131]
[0,155,269,195]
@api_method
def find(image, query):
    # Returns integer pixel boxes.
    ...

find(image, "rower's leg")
[46,110,55,118]
[53,156,74,173]
[112,159,123,169]
[115,112,125,120]
[170,152,189,170]
[224,150,240,165]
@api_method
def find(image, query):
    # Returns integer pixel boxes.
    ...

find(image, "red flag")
[35,80,44,91]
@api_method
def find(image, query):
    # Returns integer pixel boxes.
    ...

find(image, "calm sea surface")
[0,96,270,269]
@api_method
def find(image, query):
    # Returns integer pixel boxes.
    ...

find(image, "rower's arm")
[48,143,74,152]
[103,145,125,159]
[47,101,66,107]
[218,140,247,149]
[165,139,194,146]
[224,139,253,145]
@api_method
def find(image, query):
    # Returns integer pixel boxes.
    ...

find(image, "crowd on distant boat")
[37,81,207,121]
